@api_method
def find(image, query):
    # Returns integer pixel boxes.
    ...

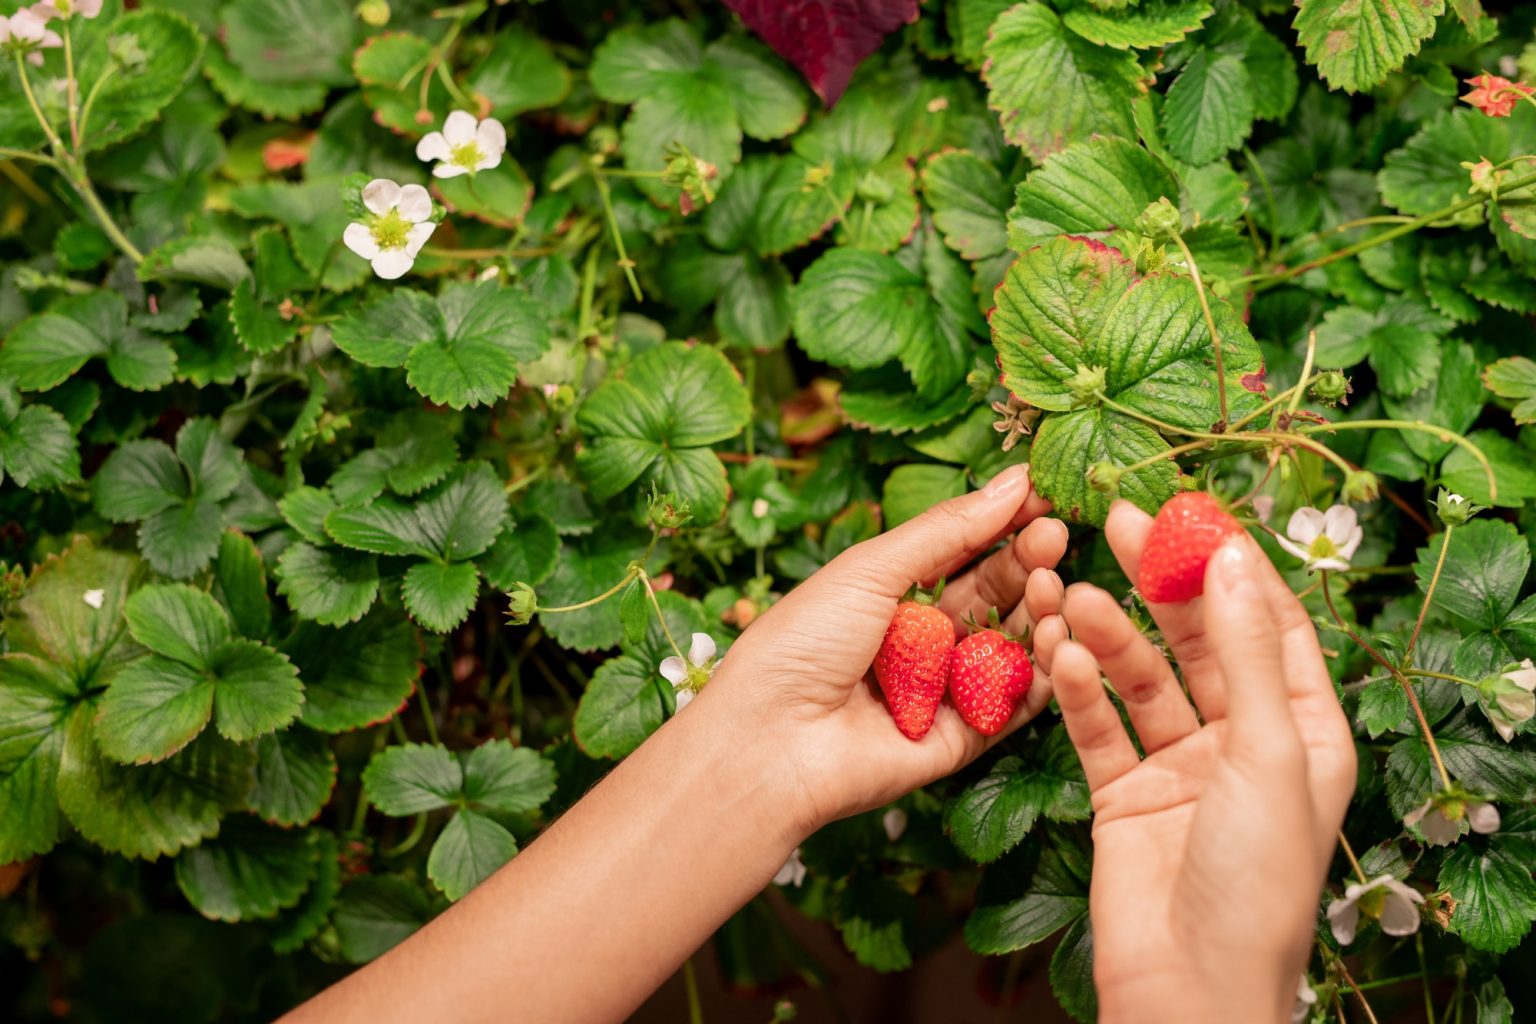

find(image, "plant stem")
[536,568,638,614]
[1321,572,1452,790]
[15,55,67,156]
[590,158,643,302]
[1170,233,1228,425]
[1417,933,1436,1024]
[1403,523,1453,669]
[1297,420,1496,502]
[1337,829,1368,884]
[642,572,685,661]
[70,170,145,263]
[1112,439,1215,478]
[1242,145,1280,256]
[1404,668,1477,686]
[716,451,816,471]
[419,667,442,746]
[62,23,80,150]
[682,957,704,1024]
[1287,331,1319,420]
[1334,958,1382,1024]
[1235,169,1536,292]
[76,62,119,147]
[382,812,430,857]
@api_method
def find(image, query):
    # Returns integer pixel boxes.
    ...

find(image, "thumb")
[830,464,1041,598]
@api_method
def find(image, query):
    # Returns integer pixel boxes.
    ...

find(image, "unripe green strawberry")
[1137,491,1244,604]
[947,629,1033,736]
[873,599,954,740]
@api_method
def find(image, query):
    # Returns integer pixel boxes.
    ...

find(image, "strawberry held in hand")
[873,591,954,740]
[947,625,1033,736]
[1137,491,1245,603]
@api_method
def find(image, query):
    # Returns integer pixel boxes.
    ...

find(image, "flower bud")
[357,0,391,26]
[1086,462,1123,494]
[1135,197,1183,241]
[1434,489,1482,526]
[648,488,693,529]
[1341,469,1380,503]
[505,583,537,626]
[1065,364,1107,407]
[1310,370,1353,406]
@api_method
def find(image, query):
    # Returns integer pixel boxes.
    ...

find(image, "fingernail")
[1212,541,1255,593]
[982,464,1029,498]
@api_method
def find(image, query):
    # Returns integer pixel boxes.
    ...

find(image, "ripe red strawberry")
[873,598,954,740]
[1137,491,1244,604]
[947,629,1033,736]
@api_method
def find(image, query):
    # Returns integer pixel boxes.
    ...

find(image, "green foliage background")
[2,0,1536,1020]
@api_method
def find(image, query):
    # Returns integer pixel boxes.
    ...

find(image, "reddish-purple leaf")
[721,0,920,107]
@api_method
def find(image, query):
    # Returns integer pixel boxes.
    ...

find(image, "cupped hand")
[1032,500,1357,1024]
[698,464,1069,838]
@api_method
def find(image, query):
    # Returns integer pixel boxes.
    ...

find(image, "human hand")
[695,463,1069,840]
[1032,500,1357,1024]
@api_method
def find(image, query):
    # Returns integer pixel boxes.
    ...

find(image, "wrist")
[1096,962,1293,1024]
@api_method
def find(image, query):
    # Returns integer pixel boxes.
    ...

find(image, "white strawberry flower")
[1467,800,1501,835]
[29,0,104,20]
[82,588,104,609]
[1484,658,1536,741]
[1250,495,1275,524]
[1275,504,1363,572]
[415,111,507,178]
[1404,800,1462,846]
[342,179,436,281]
[660,632,718,712]
[882,807,908,843]
[1291,976,1318,1024]
[1326,875,1423,945]
[0,8,62,65]
[772,847,807,887]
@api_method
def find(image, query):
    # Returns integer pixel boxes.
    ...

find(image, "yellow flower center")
[370,208,412,251]
[1307,534,1341,560]
[449,141,485,170]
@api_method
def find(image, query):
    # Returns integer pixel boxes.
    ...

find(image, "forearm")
[283,681,802,1024]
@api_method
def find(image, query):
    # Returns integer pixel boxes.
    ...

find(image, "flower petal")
[882,808,907,843]
[1378,889,1424,936]
[1468,801,1501,834]
[371,249,415,280]
[415,131,451,164]
[1275,534,1312,563]
[673,688,695,712]
[83,588,105,609]
[1306,555,1353,573]
[404,221,436,257]
[1285,506,1325,545]
[1322,504,1358,541]
[476,117,507,156]
[659,656,687,686]
[1326,898,1360,946]
[362,178,401,215]
[396,183,433,222]
[433,162,469,179]
[442,110,477,145]
[475,152,503,172]
[343,222,381,260]
[688,632,716,666]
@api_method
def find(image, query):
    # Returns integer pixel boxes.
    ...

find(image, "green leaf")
[75,10,205,153]
[923,150,1011,263]
[333,283,550,409]
[837,875,915,971]
[793,244,979,402]
[93,656,216,764]
[1049,915,1098,1024]
[286,613,420,734]
[123,583,231,670]
[0,655,76,861]
[325,462,507,562]
[330,414,460,504]
[275,543,381,627]
[945,730,1091,864]
[573,655,672,759]
[881,464,968,528]
[402,561,482,633]
[1312,299,1450,398]
[1438,840,1536,953]
[1414,519,1529,631]
[227,178,361,291]
[1442,431,1536,508]
[462,741,556,815]
[203,44,327,120]
[965,835,1090,954]
[433,159,534,229]
[1387,709,1536,817]
[213,531,271,640]
[353,32,450,137]
[223,0,353,86]
[1161,49,1254,166]
[1293,0,1446,94]
[990,236,1260,523]
[839,365,978,435]
[363,743,462,816]
[619,579,649,647]
[1,291,176,393]
[140,235,252,292]
[332,875,434,964]
[270,830,341,953]
[481,513,561,590]
[1379,108,1530,224]
[0,400,80,490]
[576,342,749,523]
[175,818,318,922]
[58,722,253,860]
[590,22,806,204]
[950,0,1015,66]
[467,28,570,119]
[982,2,1142,162]
[1383,339,1483,463]
[4,537,148,692]
[427,810,519,902]
[1007,136,1177,249]
[1059,0,1213,49]
[248,727,336,827]
[1484,356,1536,425]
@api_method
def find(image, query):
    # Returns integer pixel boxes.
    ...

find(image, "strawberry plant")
[2,0,1536,1020]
